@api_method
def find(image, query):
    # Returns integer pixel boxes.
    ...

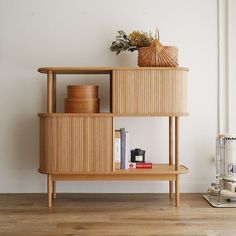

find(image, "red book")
[128,162,152,169]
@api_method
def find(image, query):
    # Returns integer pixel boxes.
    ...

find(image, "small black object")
[131,148,145,163]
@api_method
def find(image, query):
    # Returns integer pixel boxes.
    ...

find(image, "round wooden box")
[67,85,98,98]
[65,85,99,113]
[65,98,100,113]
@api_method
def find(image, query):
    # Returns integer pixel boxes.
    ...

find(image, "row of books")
[115,128,152,169]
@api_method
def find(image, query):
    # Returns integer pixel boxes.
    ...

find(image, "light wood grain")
[67,85,98,98]
[175,117,180,171]
[50,174,177,181]
[38,66,189,207]
[38,112,189,117]
[112,69,188,114]
[38,66,189,74]
[53,73,56,112]
[169,117,174,199]
[47,174,52,207]
[38,164,188,179]
[65,85,99,113]
[40,164,188,208]
[52,181,56,199]
[39,116,113,173]
[1,193,235,236]
[64,98,100,113]
[47,70,53,113]
[175,174,180,207]
[39,112,113,117]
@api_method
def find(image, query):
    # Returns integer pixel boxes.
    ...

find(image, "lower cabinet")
[39,115,113,173]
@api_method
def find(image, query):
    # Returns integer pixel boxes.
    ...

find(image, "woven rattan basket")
[138,40,178,67]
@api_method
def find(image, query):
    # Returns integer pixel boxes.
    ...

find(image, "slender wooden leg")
[169,117,174,199]
[52,181,56,200]
[47,70,53,113]
[175,175,180,207]
[175,116,180,207]
[52,74,56,112]
[175,117,180,171]
[47,174,52,207]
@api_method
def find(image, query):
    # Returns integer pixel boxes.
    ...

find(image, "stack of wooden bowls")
[65,85,99,113]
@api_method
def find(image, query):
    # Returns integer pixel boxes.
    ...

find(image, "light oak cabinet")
[38,67,189,207]
[112,69,188,115]
[39,115,113,173]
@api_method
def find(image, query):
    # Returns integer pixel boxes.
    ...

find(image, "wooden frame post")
[169,117,174,199]
[52,73,56,112]
[175,117,180,206]
[175,117,180,171]
[47,70,53,113]
[110,72,113,113]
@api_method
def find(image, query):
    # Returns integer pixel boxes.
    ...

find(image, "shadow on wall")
[114,52,138,67]
[13,114,39,172]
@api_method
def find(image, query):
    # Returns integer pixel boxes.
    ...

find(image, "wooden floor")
[0,193,236,236]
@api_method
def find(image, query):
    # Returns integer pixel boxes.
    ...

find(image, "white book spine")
[115,137,121,163]
[125,132,130,169]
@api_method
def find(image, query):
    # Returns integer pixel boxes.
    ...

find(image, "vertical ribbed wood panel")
[39,116,113,173]
[112,69,188,115]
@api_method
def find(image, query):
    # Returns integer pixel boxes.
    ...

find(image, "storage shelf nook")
[38,67,189,207]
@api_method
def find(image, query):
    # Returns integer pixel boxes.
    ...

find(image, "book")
[120,128,126,169]
[125,131,130,169]
[115,130,121,170]
[128,162,153,169]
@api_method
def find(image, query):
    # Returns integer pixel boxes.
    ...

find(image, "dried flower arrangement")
[110,30,156,55]
[110,29,179,67]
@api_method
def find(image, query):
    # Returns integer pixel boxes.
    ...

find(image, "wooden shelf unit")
[38,67,189,207]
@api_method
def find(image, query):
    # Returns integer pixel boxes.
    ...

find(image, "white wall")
[0,0,220,193]
[228,0,236,133]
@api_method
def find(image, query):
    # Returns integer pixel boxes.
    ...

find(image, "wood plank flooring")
[0,193,236,236]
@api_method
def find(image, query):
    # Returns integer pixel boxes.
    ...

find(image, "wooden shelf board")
[38,164,188,181]
[38,67,189,74]
[115,164,188,174]
[38,112,113,117]
[38,112,189,117]
[114,113,189,117]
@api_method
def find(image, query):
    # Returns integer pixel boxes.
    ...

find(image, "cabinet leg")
[53,181,56,199]
[169,117,174,199]
[47,174,52,207]
[169,181,174,200]
[175,175,180,207]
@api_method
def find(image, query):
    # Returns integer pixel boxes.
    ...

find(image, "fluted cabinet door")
[39,115,113,174]
[112,68,188,115]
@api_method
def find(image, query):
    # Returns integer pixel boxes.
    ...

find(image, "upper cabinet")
[112,68,188,116]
